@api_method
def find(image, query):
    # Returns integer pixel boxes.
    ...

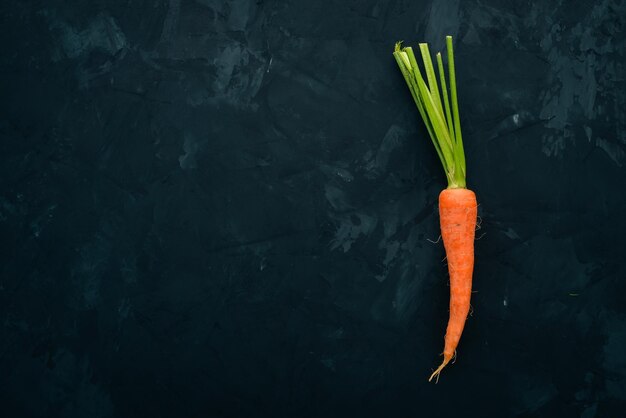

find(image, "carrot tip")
[428,356,451,383]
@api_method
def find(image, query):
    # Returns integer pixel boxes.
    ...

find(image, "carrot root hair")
[428,355,452,383]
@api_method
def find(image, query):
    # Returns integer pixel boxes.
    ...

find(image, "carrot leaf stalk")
[393,36,466,189]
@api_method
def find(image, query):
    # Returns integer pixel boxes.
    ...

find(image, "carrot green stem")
[446,36,465,179]
[436,52,455,147]
[393,37,466,189]
[393,49,446,174]
[419,43,445,120]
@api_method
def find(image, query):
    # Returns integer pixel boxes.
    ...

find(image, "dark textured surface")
[1,0,625,416]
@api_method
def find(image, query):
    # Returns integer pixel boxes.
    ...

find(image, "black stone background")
[1,0,625,417]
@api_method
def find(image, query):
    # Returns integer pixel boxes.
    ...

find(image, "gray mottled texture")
[1,0,625,416]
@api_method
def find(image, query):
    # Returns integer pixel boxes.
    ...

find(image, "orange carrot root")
[428,188,477,382]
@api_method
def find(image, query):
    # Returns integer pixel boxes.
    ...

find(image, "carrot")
[393,36,478,381]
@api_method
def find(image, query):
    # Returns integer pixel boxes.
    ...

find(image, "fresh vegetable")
[393,36,478,382]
